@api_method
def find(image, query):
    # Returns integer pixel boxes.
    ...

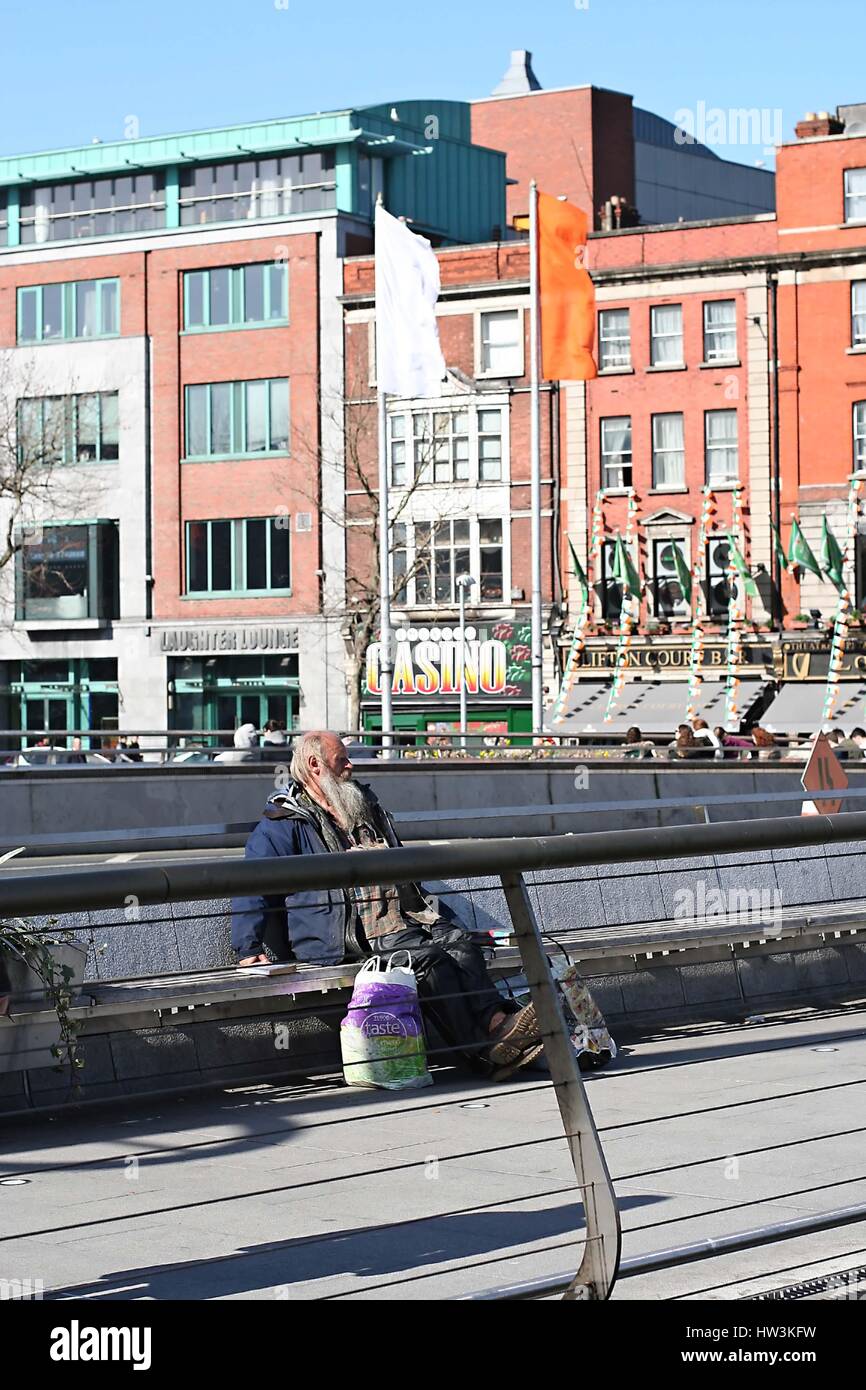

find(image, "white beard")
[318,769,369,831]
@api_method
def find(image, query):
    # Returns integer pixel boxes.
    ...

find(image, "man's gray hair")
[290,731,335,785]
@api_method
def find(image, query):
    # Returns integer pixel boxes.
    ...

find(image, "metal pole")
[377,387,394,760]
[529,178,544,738]
[459,582,467,752]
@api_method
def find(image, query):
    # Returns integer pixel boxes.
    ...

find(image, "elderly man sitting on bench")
[232,731,541,1079]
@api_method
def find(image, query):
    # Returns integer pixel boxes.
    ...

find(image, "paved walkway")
[0,999,864,1301]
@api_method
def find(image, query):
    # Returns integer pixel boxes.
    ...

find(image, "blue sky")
[0,0,861,169]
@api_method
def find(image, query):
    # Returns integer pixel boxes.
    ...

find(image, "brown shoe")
[491,1040,545,1082]
[487,1003,540,1067]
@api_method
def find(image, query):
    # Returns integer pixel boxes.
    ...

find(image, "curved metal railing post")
[500,872,622,1300]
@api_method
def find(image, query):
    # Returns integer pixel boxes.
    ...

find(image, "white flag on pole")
[375,204,445,399]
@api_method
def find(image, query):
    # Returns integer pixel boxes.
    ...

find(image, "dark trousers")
[372,922,515,1074]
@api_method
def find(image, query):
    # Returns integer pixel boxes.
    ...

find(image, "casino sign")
[365,622,533,700]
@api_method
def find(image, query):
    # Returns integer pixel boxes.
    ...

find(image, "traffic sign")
[801,732,849,816]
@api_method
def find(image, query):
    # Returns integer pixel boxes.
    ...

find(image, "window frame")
[600,415,633,490]
[390,516,510,610]
[183,379,291,461]
[852,282,866,348]
[650,303,684,367]
[844,168,866,224]
[184,517,292,597]
[18,173,166,245]
[17,391,120,466]
[702,299,738,363]
[854,401,866,472]
[651,537,690,619]
[651,412,685,490]
[183,261,289,332]
[476,308,525,378]
[598,308,632,371]
[705,408,739,487]
[16,278,120,345]
[14,520,119,622]
[387,400,507,488]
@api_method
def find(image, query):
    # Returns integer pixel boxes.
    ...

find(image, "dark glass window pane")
[245,519,267,590]
[20,289,38,341]
[100,281,118,334]
[269,520,291,589]
[186,386,208,457]
[188,522,209,592]
[246,381,268,452]
[76,281,98,337]
[87,658,117,681]
[209,268,231,326]
[43,397,68,465]
[269,379,289,451]
[268,263,287,319]
[42,283,63,338]
[23,525,89,618]
[210,383,232,454]
[244,264,265,322]
[186,272,206,328]
[100,393,119,460]
[210,521,232,591]
[77,395,99,461]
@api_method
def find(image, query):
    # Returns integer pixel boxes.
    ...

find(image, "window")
[855,402,866,471]
[179,151,336,225]
[852,283,866,348]
[598,309,631,370]
[392,519,507,608]
[600,540,623,621]
[651,413,685,490]
[600,416,632,489]
[652,539,689,618]
[19,174,165,244]
[184,379,290,459]
[650,304,683,366]
[17,279,120,343]
[706,537,732,618]
[479,310,523,376]
[18,392,119,465]
[703,300,737,362]
[388,405,502,486]
[479,520,504,601]
[184,261,289,330]
[705,410,739,485]
[185,518,291,594]
[15,522,118,622]
[844,168,866,224]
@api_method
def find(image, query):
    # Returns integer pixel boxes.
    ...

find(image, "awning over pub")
[761,681,866,735]
[550,678,765,736]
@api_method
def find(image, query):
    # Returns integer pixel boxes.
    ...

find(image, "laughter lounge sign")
[366,625,523,699]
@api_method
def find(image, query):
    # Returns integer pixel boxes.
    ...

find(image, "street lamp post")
[457,574,476,752]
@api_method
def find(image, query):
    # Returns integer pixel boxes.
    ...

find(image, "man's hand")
[239,955,271,967]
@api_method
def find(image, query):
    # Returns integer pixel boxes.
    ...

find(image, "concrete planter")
[0,941,88,1076]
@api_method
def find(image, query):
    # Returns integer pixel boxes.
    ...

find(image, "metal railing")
[5,809,866,1300]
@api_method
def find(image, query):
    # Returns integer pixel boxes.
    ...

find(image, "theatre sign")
[365,622,533,700]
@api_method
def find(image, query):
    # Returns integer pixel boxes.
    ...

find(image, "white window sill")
[598,366,634,376]
[648,487,689,495]
[700,359,741,370]
[601,487,634,496]
[17,618,107,631]
[846,345,866,355]
[646,363,687,373]
[707,481,741,491]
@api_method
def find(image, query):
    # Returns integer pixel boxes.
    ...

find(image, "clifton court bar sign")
[365,624,532,700]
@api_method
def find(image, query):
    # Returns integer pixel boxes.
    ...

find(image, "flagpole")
[529,178,544,738]
[377,385,394,760]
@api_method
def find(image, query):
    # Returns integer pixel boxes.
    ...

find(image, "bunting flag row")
[686,488,717,722]
[723,486,748,728]
[551,491,608,725]
[603,489,641,723]
[822,480,864,726]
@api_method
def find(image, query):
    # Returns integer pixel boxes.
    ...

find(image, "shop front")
[158,625,301,746]
[362,619,533,744]
[0,658,120,749]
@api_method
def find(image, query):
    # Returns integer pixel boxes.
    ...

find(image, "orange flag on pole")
[538,192,597,382]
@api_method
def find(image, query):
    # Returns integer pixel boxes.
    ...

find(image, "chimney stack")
[795,110,844,139]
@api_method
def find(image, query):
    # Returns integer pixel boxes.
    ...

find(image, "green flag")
[772,523,789,573]
[820,515,845,593]
[567,537,588,595]
[671,544,693,606]
[788,519,821,577]
[613,534,641,595]
[726,533,760,600]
